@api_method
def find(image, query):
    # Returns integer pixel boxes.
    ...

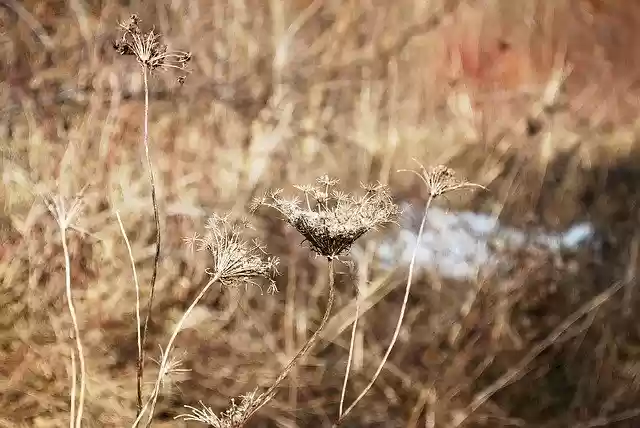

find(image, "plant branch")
[339,281,360,417]
[132,274,221,428]
[138,64,162,415]
[116,211,143,419]
[244,259,337,422]
[335,194,435,425]
[60,223,86,428]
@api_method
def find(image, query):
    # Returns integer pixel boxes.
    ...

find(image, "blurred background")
[2,0,640,426]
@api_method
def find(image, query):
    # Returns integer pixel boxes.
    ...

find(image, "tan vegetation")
[2,0,640,427]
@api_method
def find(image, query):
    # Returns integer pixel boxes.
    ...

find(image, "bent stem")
[116,211,143,417]
[335,194,435,425]
[60,224,87,428]
[244,259,337,422]
[138,64,162,415]
[138,273,221,428]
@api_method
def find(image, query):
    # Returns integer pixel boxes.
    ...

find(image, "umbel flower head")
[113,14,191,74]
[184,213,279,294]
[176,389,263,428]
[251,175,400,259]
[400,162,486,198]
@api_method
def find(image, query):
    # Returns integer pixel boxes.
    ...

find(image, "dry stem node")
[176,389,264,428]
[114,14,191,75]
[251,175,400,258]
[185,213,280,294]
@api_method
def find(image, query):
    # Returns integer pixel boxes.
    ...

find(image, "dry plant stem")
[116,211,143,407]
[138,65,162,415]
[69,343,77,428]
[60,225,86,428]
[454,280,625,427]
[245,259,337,422]
[339,285,361,416]
[335,194,435,425]
[140,274,221,428]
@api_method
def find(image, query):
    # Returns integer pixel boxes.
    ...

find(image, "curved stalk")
[140,274,220,427]
[336,194,434,425]
[60,225,86,428]
[244,259,337,422]
[138,64,162,415]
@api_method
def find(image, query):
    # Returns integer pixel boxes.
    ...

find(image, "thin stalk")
[244,259,337,422]
[335,194,435,425]
[138,64,162,415]
[141,274,221,428]
[116,211,143,416]
[60,225,86,428]
[339,284,360,416]
[69,341,77,428]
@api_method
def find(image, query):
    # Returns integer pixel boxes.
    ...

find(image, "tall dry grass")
[3,0,640,427]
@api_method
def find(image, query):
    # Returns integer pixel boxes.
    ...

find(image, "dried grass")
[2,1,640,428]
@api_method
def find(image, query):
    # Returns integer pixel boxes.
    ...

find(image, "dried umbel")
[252,175,400,259]
[185,213,280,293]
[114,14,191,73]
[400,163,486,198]
[176,389,263,428]
[149,346,190,396]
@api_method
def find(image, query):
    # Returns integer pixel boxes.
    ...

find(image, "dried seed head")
[114,14,191,74]
[176,388,263,428]
[184,213,279,294]
[42,185,89,230]
[150,346,191,396]
[253,178,400,259]
[400,161,486,198]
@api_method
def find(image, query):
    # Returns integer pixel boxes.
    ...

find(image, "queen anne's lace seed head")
[113,14,191,77]
[175,388,263,428]
[399,161,486,198]
[251,177,400,259]
[184,213,279,294]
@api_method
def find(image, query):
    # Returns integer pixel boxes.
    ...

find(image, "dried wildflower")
[399,161,486,198]
[252,177,400,259]
[175,389,263,427]
[42,185,89,230]
[149,345,191,395]
[114,14,191,73]
[187,213,279,294]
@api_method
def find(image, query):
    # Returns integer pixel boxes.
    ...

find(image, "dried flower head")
[184,213,279,294]
[149,345,190,396]
[114,14,191,74]
[175,389,264,428]
[399,161,486,198]
[42,184,89,230]
[252,177,400,259]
